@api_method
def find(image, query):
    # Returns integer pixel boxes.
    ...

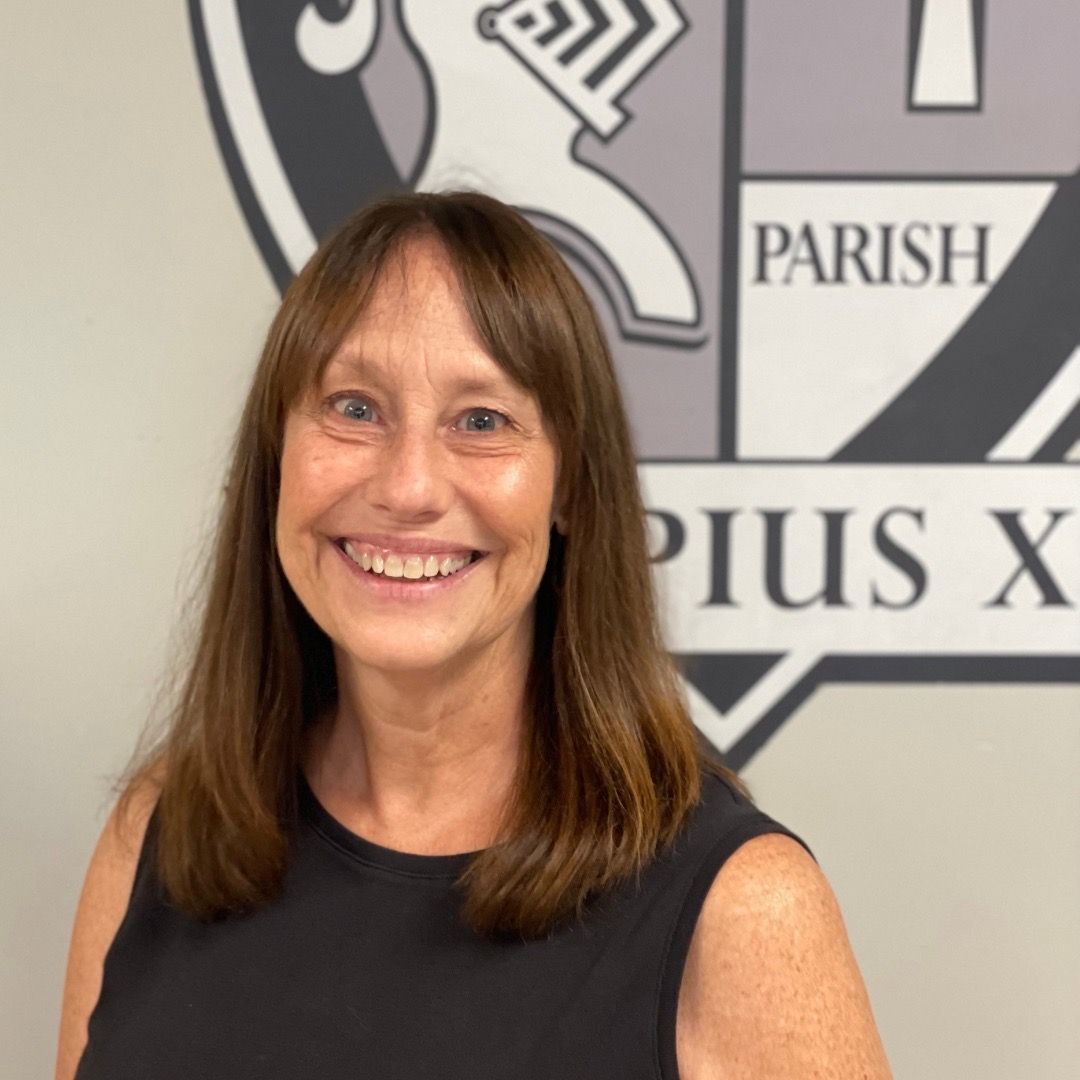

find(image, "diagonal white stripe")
[201,0,317,273]
[988,346,1080,461]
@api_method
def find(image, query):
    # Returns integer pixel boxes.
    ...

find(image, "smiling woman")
[57,191,892,1080]
[276,235,563,680]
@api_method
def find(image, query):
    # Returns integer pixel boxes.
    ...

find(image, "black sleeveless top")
[76,769,814,1080]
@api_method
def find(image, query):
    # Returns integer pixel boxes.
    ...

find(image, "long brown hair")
[120,190,750,938]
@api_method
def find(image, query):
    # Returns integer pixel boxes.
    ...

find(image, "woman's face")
[276,237,560,679]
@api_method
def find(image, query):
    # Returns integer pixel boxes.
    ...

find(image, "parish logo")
[191,0,1078,767]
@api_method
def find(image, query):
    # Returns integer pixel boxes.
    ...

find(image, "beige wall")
[2,4,1077,1078]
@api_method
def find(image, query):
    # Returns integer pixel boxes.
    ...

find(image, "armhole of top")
[654,813,817,1080]
[128,800,162,898]
[76,802,163,1076]
[94,800,163,979]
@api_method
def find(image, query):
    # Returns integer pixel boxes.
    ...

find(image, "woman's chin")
[333,635,466,676]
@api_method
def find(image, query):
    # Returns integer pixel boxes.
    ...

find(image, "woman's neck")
[302,638,529,855]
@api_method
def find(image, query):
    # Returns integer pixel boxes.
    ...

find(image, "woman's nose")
[364,423,451,520]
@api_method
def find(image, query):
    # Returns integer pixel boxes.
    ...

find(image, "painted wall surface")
[3,3,1077,1078]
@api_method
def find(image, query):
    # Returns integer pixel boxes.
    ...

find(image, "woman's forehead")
[323,252,529,391]
[364,233,460,310]
[331,240,484,346]
[298,230,548,414]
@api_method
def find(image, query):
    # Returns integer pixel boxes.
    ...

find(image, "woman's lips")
[332,539,487,601]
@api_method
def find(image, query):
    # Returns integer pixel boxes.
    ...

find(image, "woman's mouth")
[334,540,488,583]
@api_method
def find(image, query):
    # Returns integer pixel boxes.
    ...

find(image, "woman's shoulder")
[673,772,892,1079]
[54,762,164,1080]
[654,764,818,956]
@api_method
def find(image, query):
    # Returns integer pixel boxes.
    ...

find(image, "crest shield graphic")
[191,0,1079,767]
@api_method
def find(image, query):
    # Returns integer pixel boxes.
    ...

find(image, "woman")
[57,191,892,1079]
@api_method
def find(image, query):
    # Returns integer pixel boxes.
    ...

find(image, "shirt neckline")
[297,771,485,879]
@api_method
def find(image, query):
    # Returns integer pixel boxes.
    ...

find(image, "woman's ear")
[550,481,567,535]
[551,507,568,536]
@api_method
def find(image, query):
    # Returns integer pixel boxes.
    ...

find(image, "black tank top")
[76,769,814,1080]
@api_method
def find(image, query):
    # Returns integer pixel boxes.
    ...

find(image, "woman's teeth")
[342,541,477,579]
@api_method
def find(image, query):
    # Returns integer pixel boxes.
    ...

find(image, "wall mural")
[190,0,1079,768]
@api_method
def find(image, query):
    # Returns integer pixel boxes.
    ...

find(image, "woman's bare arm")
[677,832,893,1079]
[54,778,160,1080]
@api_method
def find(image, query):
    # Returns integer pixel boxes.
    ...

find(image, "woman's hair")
[120,190,750,938]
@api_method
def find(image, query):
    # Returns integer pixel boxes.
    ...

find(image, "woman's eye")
[457,408,509,433]
[331,395,377,423]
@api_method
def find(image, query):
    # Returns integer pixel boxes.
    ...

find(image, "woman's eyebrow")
[450,375,525,398]
[328,353,527,400]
